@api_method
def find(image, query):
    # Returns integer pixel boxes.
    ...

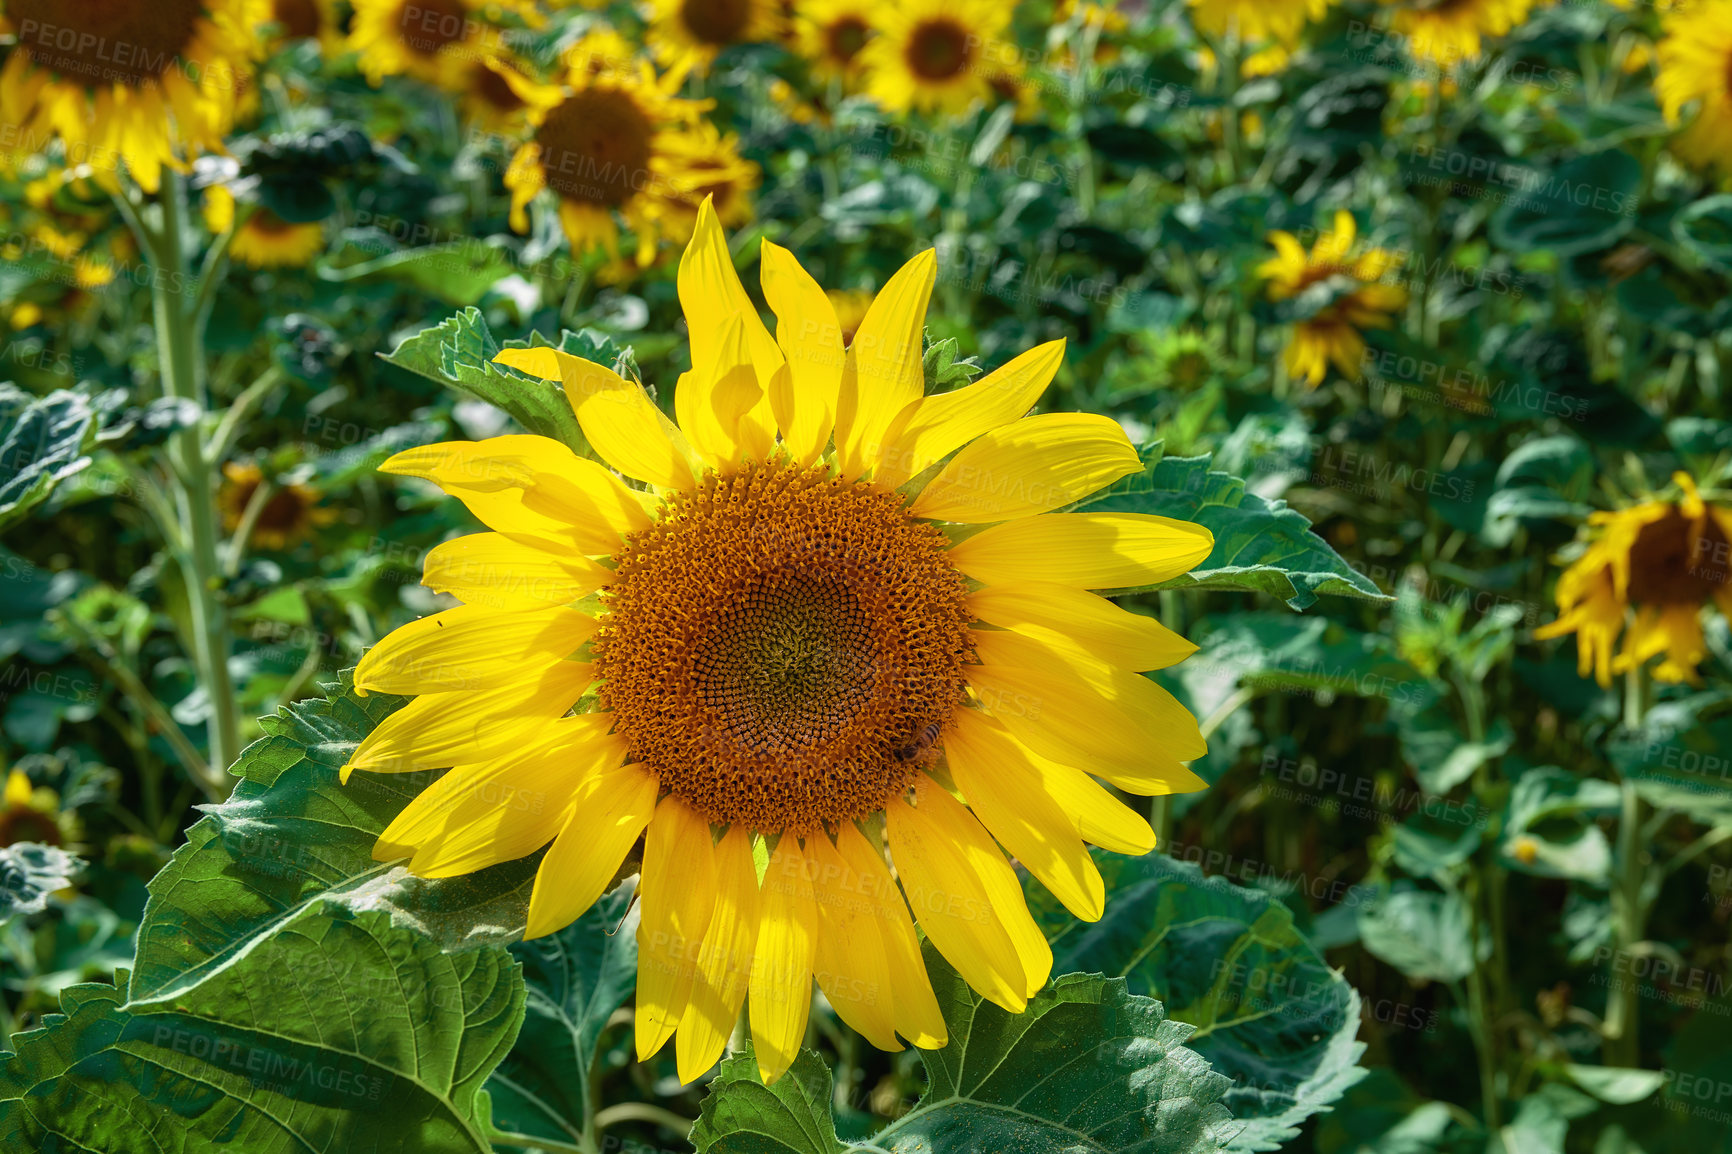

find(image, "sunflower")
[1257,210,1408,389]
[826,287,873,346]
[793,0,875,84]
[202,186,325,268]
[342,199,1215,1086]
[1537,473,1732,688]
[219,461,336,549]
[347,0,534,87]
[651,121,761,235]
[1188,0,1329,45]
[862,0,1013,116]
[0,0,263,193]
[647,0,783,70]
[0,769,67,848]
[502,41,706,261]
[1376,0,1535,65]
[1654,0,1732,172]
[457,53,534,132]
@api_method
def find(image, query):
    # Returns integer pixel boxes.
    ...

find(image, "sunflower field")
[4,0,1732,1149]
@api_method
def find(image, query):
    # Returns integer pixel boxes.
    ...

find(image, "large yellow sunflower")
[793,0,875,84]
[1377,0,1535,65]
[1188,0,1330,46]
[647,0,783,71]
[0,0,263,193]
[502,37,706,261]
[1538,473,1732,688]
[862,0,1012,116]
[202,185,326,268]
[1257,210,1408,389]
[343,199,1214,1086]
[1654,0,1732,172]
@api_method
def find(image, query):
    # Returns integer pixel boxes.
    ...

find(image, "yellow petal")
[752,838,817,1084]
[3,770,31,809]
[965,581,1197,671]
[944,710,1105,921]
[760,240,844,465]
[677,198,785,390]
[967,629,1208,794]
[807,832,902,1052]
[834,250,935,480]
[637,798,718,1061]
[675,311,771,468]
[911,413,1142,522]
[494,349,697,490]
[525,761,658,939]
[830,824,946,1048]
[1033,754,1158,855]
[342,659,595,777]
[422,533,608,610]
[381,436,651,554]
[874,340,1066,489]
[354,605,597,695]
[947,512,1214,590]
[677,826,761,1083]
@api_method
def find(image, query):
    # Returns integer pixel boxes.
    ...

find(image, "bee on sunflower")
[1257,210,1408,389]
[0,0,263,193]
[502,34,709,262]
[219,461,337,549]
[343,198,1215,1085]
[1537,473,1732,688]
[647,0,784,71]
[202,186,326,269]
[862,0,1016,116]
[1376,0,1536,65]
[792,0,875,85]
[1188,0,1330,46]
[1654,0,1732,173]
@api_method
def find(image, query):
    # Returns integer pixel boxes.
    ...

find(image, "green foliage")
[0,387,102,531]
[0,843,82,923]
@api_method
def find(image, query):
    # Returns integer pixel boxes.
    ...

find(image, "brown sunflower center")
[257,487,312,531]
[10,0,205,88]
[825,16,869,64]
[473,64,523,112]
[395,0,469,58]
[905,18,973,81]
[0,805,61,848]
[535,88,655,209]
[274,0,322,40]
[594,461,975,831]
[1626,507,1732,606]
[681,0,753,47]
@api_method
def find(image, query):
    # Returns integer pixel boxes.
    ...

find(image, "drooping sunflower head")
[0,0,264,192]
[1655,0,1732,172]
[1257,210,1408,389]
[343,198,1216,1086]
[1187,0,1330,46]
[1377,0,1535,65]
[862,0,1012,115]
[219,461,336,548]
[1538,473,1732,688]
[793,0,875,83]
[647,0,783,70]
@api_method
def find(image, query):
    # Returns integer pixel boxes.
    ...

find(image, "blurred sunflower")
[647,0,783,70]
[1258,210,1407,388]
[503,37,707,261]
[0,769,69,848]
[348,0,534,86]
[0,0,263,193]
[793,0,875,84]
[268,0,340,45]
[202,186,325,268]
[219,461,336,549]
[1188,0,1329,45]
[651,121,761,234]
[344,198,1214,1086]
[1377,0,1534,64]
[863,0,1013,115]
[1654,0,1732,172]
[1537,473,1732,687]
[457,54,533,131]
[825,287,873,346]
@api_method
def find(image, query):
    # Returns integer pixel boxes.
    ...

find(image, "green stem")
[592,1102,695,1138]
[148,171,241,782]
[1606,668,1650,1066]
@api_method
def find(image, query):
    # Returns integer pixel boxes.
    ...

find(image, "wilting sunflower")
[348,0,534,86]
[0,0,262,193]
[794,0,875,84]
[1258,210,1408,389]
[1377,0,1534,65]
[202,186,325,269]
[652,121,761,235]
[343,199,1214,1085]
[1654,0,1732,172]
[1538,473,1732,687]
[219,461,336,549]
[1188,0,1329,45]
[863,0,1013,115]
[503,38,706,261]
[647,0,783,70]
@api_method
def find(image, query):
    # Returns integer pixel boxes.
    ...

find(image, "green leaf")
[0,842,82,922]
[0,386,100,532]
[1490,150,1642,258]
[1356,888,1483,984]
[1500,767,1619,883]
[1078,449,1388,609]
[1605,694,1732,822]
[486,885,639,1148]
[325,241,516,306]
[1184,614,1437,709]
[1563,1064,1665,1105]
[312,419,446,486]
[1674,194,1732,274]
[379,308,587,453]
[1028,853,1368,1153]
[694,944,1236,1154]
[0,906,523,1153]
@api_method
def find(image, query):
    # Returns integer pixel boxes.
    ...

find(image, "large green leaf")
[1029,854,1368,1152]
[0,906,522,1153]
[0,386,101,532]
[1490,150,1642,258]
[693,944,1236,1154]
[0,842,82,922]
[1077,449,1388,610]
[1605,694,1732,822]
[1356,888,1483,984]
